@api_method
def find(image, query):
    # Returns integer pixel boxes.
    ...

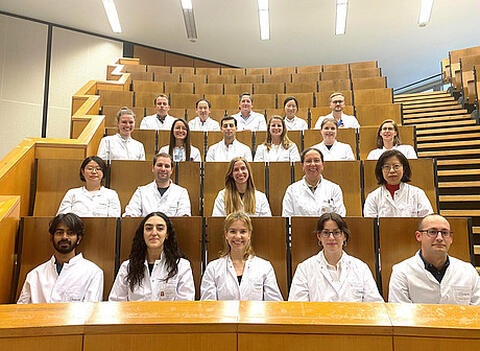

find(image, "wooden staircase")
[394,90,480,266]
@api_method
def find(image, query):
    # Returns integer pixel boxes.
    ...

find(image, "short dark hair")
[239,93,253,104]
[375,149,412,185]
[79,156,106,182]
[195,98,211,108]
[301,147,324,163]
[153,94,169,106]
[283,96,298,109]
[49,213,85,238]
[315,212,350,244]
[221,115,237,127]
[153,152,173,167]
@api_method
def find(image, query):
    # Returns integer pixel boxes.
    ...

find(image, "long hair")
[168,119,191,161]
[220,212,255,260]
[263,115,293,151]
[376,119,401,148]
[224,157,257,215]
[126,212,185,291]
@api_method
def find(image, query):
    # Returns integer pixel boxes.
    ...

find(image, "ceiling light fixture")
[418,0,434,27]
[180,0,198,42]
[101,0,122,33]
[335,0,348,35]
[258,0,270,40]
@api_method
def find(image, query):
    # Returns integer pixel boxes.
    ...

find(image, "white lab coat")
[363,182,433,218]
[288,251,383,302]
[315,113,360,129]
[311,141,355,161]
[17,254,104,304]
[366,144,417,160]
[188,116,221,131]
[206,139,252,162]
[97,134,146,161]
[282,176,346,217]
[200,255,283,301]
[212,189,272,217]
[284,116,308,131]
[158,145,202,162]
[254,143,301,162]
[123,181,191,217]
[232,111,267,131]
[109,254,194,301]
[57,186,121,217]
[388,252,480,305]
[140,114,176,130]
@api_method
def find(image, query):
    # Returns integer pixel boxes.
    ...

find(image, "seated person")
[206,116,252,162]
[97,107,145,161]
[109,212,194,301]
[389,214,480,305]
[140,94,176,130]
[188,99,221,131]
[311,117,355,161]
[254,116,301,162]
[363,149,433,217]
[159,118,201,161]
[17,213,103,303]
[213,157,271,216]
[201,212,283,301]
[123,153,191,217]
[314,92,360,129]
[282,148,346,217]
[231,93,267,131]
[57,156,121,217]
[367,119,417,160]
[288,213,383,302]
[283,96,308,131]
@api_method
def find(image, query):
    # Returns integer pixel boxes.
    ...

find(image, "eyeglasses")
[419,229,453,238]
[381,164,402,172]
[319,229,343,238]
[85,166,102,173]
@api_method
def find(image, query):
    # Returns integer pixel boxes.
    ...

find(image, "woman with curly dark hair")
[109,212,195,301]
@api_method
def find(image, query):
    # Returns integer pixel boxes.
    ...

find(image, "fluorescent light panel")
[258,0,270,40]
[418,0,434,27]
[102,0,122,33]
[335,0,348,35]
[180,0,197,41]
[181,0,193,10]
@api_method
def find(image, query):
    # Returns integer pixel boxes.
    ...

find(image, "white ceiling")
[2,0,480,88]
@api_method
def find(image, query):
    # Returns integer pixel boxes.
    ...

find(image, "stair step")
[438,169,480,176]
[414,120,476,129]
[438,181,480,188]
[397,96,455,104]
[419,149,480,157]
[439,195,480,202]
[404,114,471,124]
[474,246,480,255]
[417,139,480,149]
[473,226,480,234]
[417,133,480,142]
[437,159,480,166]
[401,101,460,109]
[416,126,480,135]
[403,105,463,114]
[440,210,480,216]
[405,109,468,118]
[395,91,450,98]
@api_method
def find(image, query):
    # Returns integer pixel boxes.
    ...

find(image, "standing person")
[283,96,308,131]
[206,116,252,162]
[314,92,360,129]
[363,149,433,217]
[254,116,300,162]
[109,212,195,301]
[140,94,176,130]
[212,157,271,217]
[123,153,191,217]
[311,117,355,161]
[188,99,221,132]
[282,148,346,217]
[201,212,283,301]
[18,213,104,303]
[389,214,480,305]
[367,119,417,160]
[57,156,121,217]
[231,93,267,131]
[159,119,201,161]
[97,107,145,161]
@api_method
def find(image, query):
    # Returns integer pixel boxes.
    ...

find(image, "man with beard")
[314,92,360,129]
[17,213,103,303]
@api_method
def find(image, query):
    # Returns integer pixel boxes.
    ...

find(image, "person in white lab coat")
[363,149,433,218]
[18,213,104,303]
[159,118,202,162]
[109,212,195,301]
[254,115,300,162]
[201,212,283,301]
[311,117,355,161]
[283,96,308,131]
[140,94,176,130]
[212,157,271,217]
[123,152,191,217]
[231,93,267,131]
[97,107,146,161]
[282,147,346,217]
[57,156,121,217]
[206,116,252,162]
[366,119,417,160]
[188,99,221,132]
[288,212,383,302]
[389,214,480,305]
[314,92,360,129]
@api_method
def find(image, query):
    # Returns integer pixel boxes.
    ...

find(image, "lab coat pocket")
[349,282,364,302]
[452,286,471,305]
[63,288,83,302]
[248,277,264,301]
[157,279,177,301]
